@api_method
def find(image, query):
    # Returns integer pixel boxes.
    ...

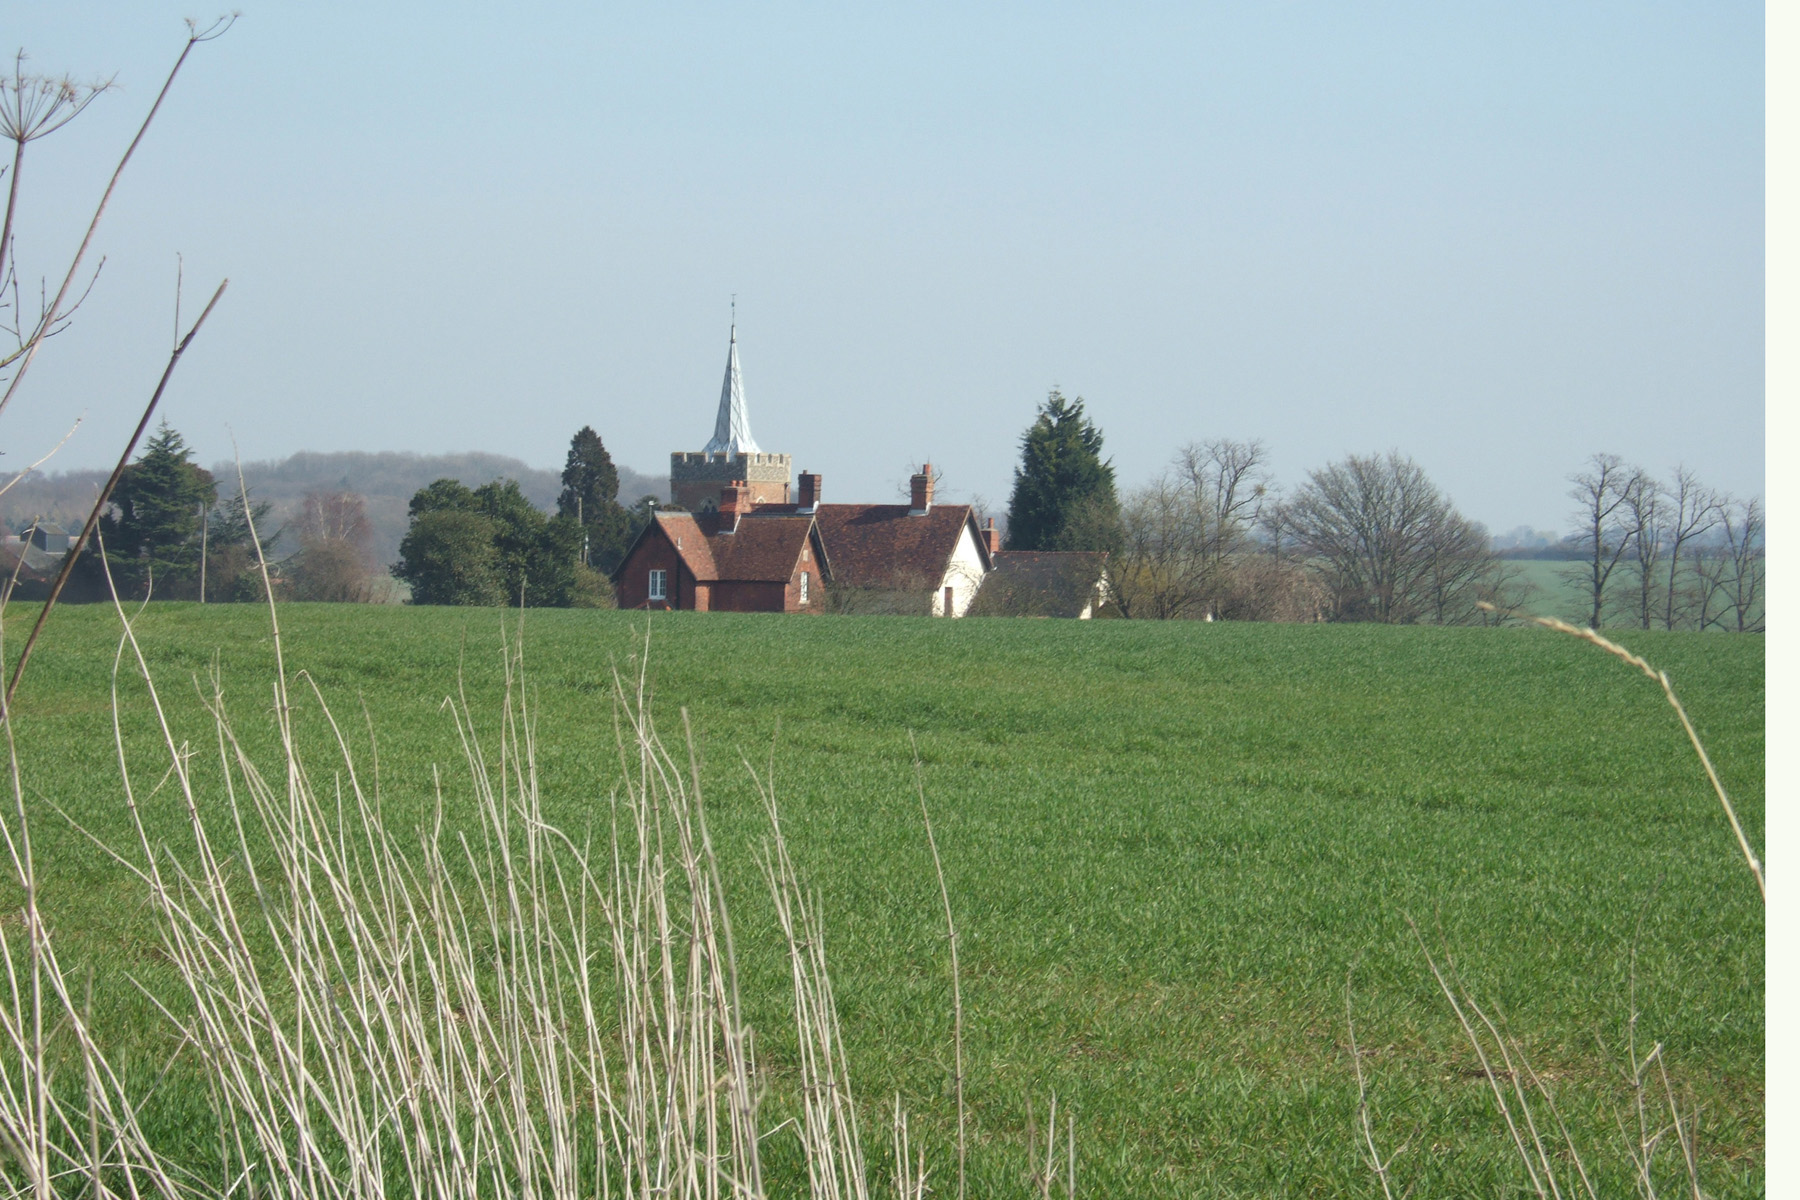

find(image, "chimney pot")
[910,464,934,513]
[719,481,750,528]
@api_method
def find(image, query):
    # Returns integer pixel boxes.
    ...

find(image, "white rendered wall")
[932,523,988,617]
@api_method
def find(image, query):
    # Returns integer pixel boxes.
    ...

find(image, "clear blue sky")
[5,2,1764,533]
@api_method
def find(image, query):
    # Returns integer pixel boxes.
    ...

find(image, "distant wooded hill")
[0,451,667,569]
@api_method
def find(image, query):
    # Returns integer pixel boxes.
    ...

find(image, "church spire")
[703,319,761,456]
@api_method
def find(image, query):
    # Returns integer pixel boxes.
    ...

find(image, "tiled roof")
[988,550,1108,587]
[0,540,62,580]
[654,512,718,580]
[812,503,980,589]
[700,513,816,582]
[975,550,1109,617]
[655,510,814,583]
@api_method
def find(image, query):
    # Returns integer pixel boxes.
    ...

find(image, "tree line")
[1565,454,1762,633]
[33,422,633,608]
[60,408,1759,631]
[389,425,649,606]
[38,421,379,604]
[996,392,1762,630]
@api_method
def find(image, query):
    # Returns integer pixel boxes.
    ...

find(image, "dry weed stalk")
[0,17,233,415]
[0,570,1032,1198]
[889,1096,927,1200]
[1393,916,1711,1200]
[2,277,228,719]
[1353,610,1759,1199]
[1408,920,1599,1200]
[910,735,966,1200]
[1480,603,1763,898]
[1345,970,1408,1200]
[1023,1096,1074,1200]
[28,595,787,1198]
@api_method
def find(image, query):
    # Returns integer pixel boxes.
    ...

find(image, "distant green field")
[1502,557,1763,631]
[2,604,1764,1197]
[1507,558,1591,621]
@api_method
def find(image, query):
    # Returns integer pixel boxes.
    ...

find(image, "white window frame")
[800,571,810,605]
[648,569,667,601]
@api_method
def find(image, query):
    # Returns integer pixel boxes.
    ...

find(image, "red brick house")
[614,483,829,613]
[807,469,994,616]
[615,468,996,615]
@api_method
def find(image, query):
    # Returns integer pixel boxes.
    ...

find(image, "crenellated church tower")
[670,322,792,511]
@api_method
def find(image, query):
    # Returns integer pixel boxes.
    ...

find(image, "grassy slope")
[3,604,1764,1197]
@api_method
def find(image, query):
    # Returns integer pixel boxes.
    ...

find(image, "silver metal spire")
[703,322,761,456]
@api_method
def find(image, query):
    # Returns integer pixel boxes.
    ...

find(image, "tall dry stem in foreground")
[911,735,966,1200]
[0,575,994,1197]
[1356,612,1761,1198]
[1480,605,1763,898]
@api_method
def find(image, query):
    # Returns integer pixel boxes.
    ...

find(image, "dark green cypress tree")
[1003,390,1119,551]
[556,426,620,517]
[556,425,638,573]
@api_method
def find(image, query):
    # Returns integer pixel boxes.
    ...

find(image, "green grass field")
[2,603,1764,1197]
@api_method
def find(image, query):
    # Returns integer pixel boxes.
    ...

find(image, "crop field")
[1506,559,1592,621]
[0,603,1764,1197]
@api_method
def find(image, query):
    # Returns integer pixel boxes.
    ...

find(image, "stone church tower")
[670,324,792,512]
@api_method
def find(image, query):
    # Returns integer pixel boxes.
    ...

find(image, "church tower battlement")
[671,322,791,511]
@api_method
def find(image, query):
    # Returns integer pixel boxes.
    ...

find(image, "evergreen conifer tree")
[1003,390,1119,551]
[98,421,217,595]
[556,426,619,516]
[556,425,639,573]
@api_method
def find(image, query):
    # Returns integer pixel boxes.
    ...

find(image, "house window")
[648,569,667,601]
[943,586,954,615]
[800,571,810,605]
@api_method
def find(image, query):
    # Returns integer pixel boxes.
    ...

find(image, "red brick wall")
[616,527,692,609]
[786,562,824,612]
[710,580,788,612]
[617,526,825,613]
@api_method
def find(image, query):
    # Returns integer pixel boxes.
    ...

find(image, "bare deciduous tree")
[1107,439,1267,620]
[1621,469,1664,630]
[1660,466,1721,630]
[1177,438,1268,571]
[1563,453,1643,630]
[1695,496,1763,633]
[1109,473,1210,619]
[298,488,375,554]
[289,488,378,602]
[1281,450,1497,624]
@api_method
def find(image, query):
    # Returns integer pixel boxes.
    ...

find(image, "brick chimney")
[982,517,1000,555]
[798,471,821,511]
[718,480,749,530]
[909,465,934,514]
